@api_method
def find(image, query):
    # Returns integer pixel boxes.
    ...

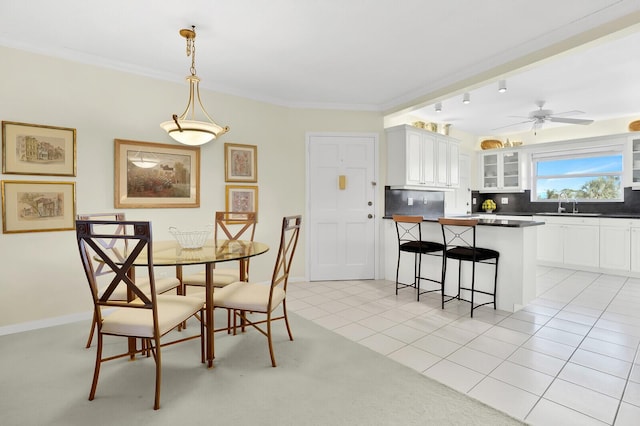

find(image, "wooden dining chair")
[77,213,181,348]
[76,219,205,410]
[213,215,301,367]
[181,211,257,293]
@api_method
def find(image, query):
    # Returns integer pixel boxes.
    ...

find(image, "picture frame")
[225,185,258,222]
[2,121,77,176]
[1,180,76,233]
[224,143,257,182]
[114,139,200,208]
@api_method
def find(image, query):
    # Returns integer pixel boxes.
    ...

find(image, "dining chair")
[75,219,205,410]
[213,215,301,367]
[181,211,257,293]
[77,213,181,348]
[392,215,444,301]
[438,217,499,317]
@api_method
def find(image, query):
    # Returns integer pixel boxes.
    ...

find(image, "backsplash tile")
[384,187,445,218]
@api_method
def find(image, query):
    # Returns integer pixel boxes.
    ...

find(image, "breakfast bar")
[383,216,544,313]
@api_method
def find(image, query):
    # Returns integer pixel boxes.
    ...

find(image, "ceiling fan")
[494,101,594,132]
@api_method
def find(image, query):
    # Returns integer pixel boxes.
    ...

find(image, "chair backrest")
[76,219,159,332]
[438,217,478,250]
[76,213,127,277]
[215,211,257,277]
[392,214,424,244]
[214,211,257,241]
[268,215,302,308]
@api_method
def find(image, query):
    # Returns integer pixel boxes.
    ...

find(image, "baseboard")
[0,311,92,337]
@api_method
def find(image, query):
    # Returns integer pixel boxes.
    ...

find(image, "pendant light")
[160,26,229,146]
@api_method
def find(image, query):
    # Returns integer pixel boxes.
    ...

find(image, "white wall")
[0,46,383,330]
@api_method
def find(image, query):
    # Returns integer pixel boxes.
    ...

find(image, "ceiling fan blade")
[548,110,586,117]
[548,116,594,125]
[491,120,534,130]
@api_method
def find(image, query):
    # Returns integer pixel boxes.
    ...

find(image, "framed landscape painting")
[225,185,258,222]
[2,121,76,176]
[224,143,257,182]
[114,139,200,208]
[1,180,76,233]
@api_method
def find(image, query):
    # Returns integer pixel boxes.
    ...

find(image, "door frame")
[305,132,380,281]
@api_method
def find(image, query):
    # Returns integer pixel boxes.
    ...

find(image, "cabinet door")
[422,134,436,186]
[436,138,449,186]
[631,227,640,272]
[482,153,499,189]
[448,142,460,187]
[405,132,423,184]
[537,222,564,263]
[600,225,630,271]
[563,225,599,268]
[501,151,520,190]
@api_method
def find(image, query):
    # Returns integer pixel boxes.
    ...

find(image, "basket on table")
[168,226,213,249]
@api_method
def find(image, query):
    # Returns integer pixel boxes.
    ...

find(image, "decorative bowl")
[481,139,503,150]
[169,226,212,249]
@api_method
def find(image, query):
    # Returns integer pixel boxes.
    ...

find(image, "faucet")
[557,193,567,213]
[570,197,578,214]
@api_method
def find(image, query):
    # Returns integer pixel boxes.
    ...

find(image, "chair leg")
[493,258,499,310]
[267,312,276,367]
[282,300,294,341]
[395,249,401,295]
[416,252,422,301]
[89,333,103,401]
[85,311,97,348]
[153,337,162,410]
[440,255,447,309]
[200,308,205,364]
[471,259,476,318]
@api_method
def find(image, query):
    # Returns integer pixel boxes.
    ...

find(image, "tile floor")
[286,266,640,425]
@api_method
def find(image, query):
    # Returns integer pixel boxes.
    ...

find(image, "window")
[532,149,623,201]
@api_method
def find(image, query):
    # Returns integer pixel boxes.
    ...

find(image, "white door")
[307,133,377,280]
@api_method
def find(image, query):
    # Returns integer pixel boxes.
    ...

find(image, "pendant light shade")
[160,26,229,146]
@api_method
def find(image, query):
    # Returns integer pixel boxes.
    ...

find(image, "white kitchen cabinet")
[534,215,599,268]
[599,219,631,271]
[631,136,640,188]
[479,150,523,192]
[386,124,459,189]
[631,225,640,272]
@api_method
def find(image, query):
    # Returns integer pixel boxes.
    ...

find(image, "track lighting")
[498,80,507,93]
[435,102,442,113]
[462,93,470,104]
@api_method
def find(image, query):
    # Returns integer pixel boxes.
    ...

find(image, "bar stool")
[392,215,444,301]
[438,217,499,317]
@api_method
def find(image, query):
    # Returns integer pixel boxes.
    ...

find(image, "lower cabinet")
[599,219,631,271]
[534,216,599,268]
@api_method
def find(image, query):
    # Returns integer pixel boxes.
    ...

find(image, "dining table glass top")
[133,239,269,267]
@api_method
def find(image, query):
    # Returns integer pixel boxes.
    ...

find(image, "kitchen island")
[383,216,544,313]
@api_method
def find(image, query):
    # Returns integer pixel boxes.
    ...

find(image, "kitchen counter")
[383,215,544,228]
[480,212,640,219]
[383,216,541,312]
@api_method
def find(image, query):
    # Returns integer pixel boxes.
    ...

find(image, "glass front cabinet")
[631,136,640,188]
[480,150,523,192]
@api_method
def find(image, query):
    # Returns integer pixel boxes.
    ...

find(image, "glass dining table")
[129,239,270,368]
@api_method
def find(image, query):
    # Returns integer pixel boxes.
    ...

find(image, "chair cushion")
[182,269,240,287]
[101,295,204,338]
[399,240,444,254]
[213,282,285,313]
[446,246,499,262]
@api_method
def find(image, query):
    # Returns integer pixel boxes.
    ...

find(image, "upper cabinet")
[630,135,640,188]
[479,149,524,193]
[386,125,460,189]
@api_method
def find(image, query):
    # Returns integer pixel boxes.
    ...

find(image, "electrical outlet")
[423,197,428,204]
[501,197,508,204]
[472,197,476,204]
[408,197,413,206]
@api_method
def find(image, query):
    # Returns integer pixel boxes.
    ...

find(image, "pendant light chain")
[187,26,197,77]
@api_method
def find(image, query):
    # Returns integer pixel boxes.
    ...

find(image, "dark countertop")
[483,212,640,219]
[383,216,544,228]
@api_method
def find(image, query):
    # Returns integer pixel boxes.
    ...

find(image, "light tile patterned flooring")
[286,266,640,425]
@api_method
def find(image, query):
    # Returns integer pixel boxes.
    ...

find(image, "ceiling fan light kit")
[493,100,594,132]
[160,26,230,146]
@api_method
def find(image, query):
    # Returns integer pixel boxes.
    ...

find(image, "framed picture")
[225,185,258,222]
[2,121,76,176]
[224,143,257,182]
[1,180,76,233]
[114,139,200,208]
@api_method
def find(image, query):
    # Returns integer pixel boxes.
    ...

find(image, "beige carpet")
[0,311,524,425]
